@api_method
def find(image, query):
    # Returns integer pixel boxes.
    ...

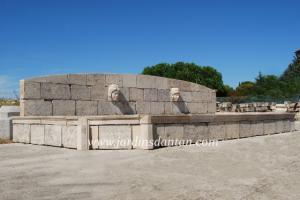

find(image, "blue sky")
[0,0,299,97]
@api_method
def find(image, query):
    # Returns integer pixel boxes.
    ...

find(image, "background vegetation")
[142,52,300,102]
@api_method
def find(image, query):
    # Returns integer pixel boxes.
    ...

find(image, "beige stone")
[105,74,123,87]
[41,83,70,100]
[136,101,151,114]
[20,80,41,99]
[62,125,77,149]
[76,101,98,115]
[150,102,164,115]
[91,85,107,100]
[53,100,75,116]
[129,88,143,101]
[30,125,44,145]
[122,74,137,87]
[86,74,105,85]
[13,124,30,143]
[44,125,62,147]
[21,100,52,116]
[144,88,157,101]
[225,122,239,139]
[239,122,252,138]
[157,89,170,102]
[99,125,132,149]
[208,122,226,140]
[89,126,99,149]
[184,123,209,143]
[71,85,91,100]
[68,74,87,85]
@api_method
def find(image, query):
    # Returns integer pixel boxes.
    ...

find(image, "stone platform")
[12,112,295,150]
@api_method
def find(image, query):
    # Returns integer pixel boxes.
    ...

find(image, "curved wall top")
[20,74,216,116]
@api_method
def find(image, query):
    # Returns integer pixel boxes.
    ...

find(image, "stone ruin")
[12,74,296,150]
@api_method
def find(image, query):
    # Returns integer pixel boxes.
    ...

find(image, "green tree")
[232,81,255,96]
[142,62,228,96]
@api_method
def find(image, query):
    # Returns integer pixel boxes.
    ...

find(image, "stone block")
[20,80,41,99]
[160,124,184,146]
[45,125,62,147]
[21,100,52,116]
[153,125,164,143]
[239,122,252,138]
[136,101,150,114]
[123,74,137,87]
[225,122,239,139]
[132,125,141,149]
[164,102,172,114]
[187,103,207,114]
[68,74,87,85]
[89,126,99,149]
[91,85,107,100]
[275,120,284,133]
[283,120,292,132]
[184,123,209,143]
[251,122,264,136]
[208,123,226,140]
[98,100,136,115]
[144,88,157,101]
[137,75,157,89]
[157,89,170,102]
[76,101,98,116]
[207,102,216,113]
[105,74,123,87]
[30,125,44,145]
[99,125,132,149]
[71,85,91,100]
[13,124,30,143]
[62,125,77,149]
[129,88,144,101]
[150,102,164,115]
[0,106,20,140]
[77,117,89,150]
[191,92,209,102]
[87,74,105,85]
[53,100,75,116]
[180,92,192,102]
[41,83,70,100]
[263,120,277,135]
[28,75,68,84]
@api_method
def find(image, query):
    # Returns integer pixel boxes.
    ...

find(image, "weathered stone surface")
[129,88,143,101]
[45,125,62,147]
[76,101,98,115]
[207,102,216,113]
[160,124,184,146]
[208,122,226,140]
[91,85,106,100]
[20,80,41,99]
[157,89,170,102]
[86,74,105,85]
[251,122,264,136]
[21,100,52,116]
[71,85,91,100]
[144,89,157,101]
[137,75,157,89]
[13,124,30,143]
[0,106,20,140]
[105,74,123,87]
[187,103,207,114]
[276,120,284,133]
[184,123,209,143]
[164,102,172,114]
[263,120,277,135]
[225,122,239,139]
[53,100,75,116]
[150,102,164,115]
[99,125,132,149]
[132,125,141,149]
[283,120,291,132]
[68,74,87,85]
[136,101,150,114]
[89,126,99,149]
[180,92,192,102]
[98,100,136,115]
[41,83,70,100]
[123,74,137,87]
[28,75,68,84]
[239,122,252,138]
[30,125,44,145]
[62,125,77,149]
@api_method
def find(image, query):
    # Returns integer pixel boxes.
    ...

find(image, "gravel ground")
[0,132,300,200]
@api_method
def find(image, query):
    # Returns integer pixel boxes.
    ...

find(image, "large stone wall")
[20,74,216,116]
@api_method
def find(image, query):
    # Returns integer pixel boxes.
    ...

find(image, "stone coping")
[150,113,295,124]
[11,113,295,125]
